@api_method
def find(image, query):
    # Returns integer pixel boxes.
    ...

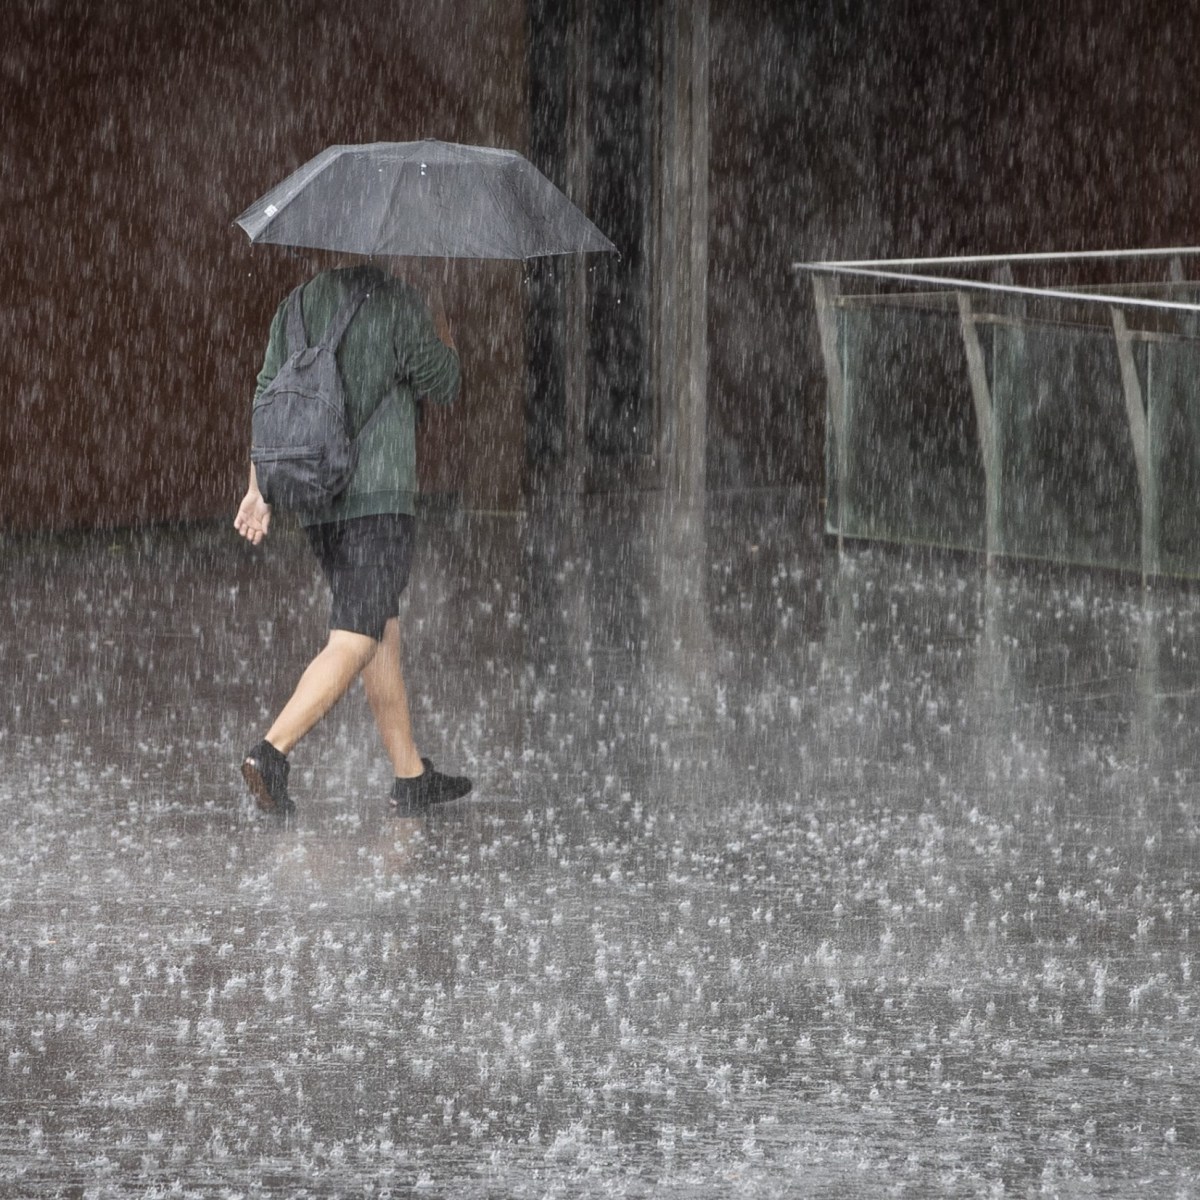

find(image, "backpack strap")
[319,285,372,353]
[283,283,371,355]
[283,284,309,355]
[283,281,389,439]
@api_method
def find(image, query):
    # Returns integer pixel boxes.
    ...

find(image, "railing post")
[957,292,999,562]
[812,274,847,549]
[1110,305,1158,583]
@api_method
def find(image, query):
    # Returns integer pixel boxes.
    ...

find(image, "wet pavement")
[2,492,1200,1197]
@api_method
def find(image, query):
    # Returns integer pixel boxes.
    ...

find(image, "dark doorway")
[527,0,658,495]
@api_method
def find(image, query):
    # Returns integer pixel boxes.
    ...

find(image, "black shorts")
[304,514,415,641]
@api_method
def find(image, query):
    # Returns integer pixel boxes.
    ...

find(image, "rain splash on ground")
[1,492,1199,1197]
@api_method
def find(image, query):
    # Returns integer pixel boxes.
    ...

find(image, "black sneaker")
[241,740,295,817]
[389,758,472,816]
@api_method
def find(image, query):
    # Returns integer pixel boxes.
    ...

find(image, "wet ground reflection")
[2,494,1199,1195]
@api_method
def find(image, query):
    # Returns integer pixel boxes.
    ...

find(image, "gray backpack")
[251,283,389,510]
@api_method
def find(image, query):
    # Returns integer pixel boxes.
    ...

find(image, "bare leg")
[360,617,424,778]
[264,629,379,755]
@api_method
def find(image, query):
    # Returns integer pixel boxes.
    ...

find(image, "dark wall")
[526,0,656,492]
[707,0,1200,497]
[2,0,527,532]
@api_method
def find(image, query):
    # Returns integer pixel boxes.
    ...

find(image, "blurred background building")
[4,0,1198,531]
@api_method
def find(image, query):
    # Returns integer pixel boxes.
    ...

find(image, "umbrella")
[233,139,616,260]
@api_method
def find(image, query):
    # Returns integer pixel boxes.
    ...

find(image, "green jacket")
[254,265,460,524]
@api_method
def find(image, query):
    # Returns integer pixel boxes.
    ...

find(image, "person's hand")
[234,488,272,545]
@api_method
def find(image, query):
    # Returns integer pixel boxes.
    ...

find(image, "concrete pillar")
[656,0,710,500]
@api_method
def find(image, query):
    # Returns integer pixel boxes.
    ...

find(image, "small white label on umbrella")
[264,204,278,217]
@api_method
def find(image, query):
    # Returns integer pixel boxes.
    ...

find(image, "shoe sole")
[241,757,292,816]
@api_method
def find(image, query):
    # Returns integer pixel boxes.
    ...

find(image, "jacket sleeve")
[396,295,461,406]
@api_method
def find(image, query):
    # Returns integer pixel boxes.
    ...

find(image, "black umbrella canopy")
[234,139,616,260]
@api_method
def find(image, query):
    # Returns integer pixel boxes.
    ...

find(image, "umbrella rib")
[480,166,525,259]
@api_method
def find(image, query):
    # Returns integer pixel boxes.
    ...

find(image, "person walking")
[234,261,472,818]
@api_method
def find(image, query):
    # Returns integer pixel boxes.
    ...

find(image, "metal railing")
[792,249,1200,580]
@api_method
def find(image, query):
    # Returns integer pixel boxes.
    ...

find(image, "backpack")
[250,283,390,510]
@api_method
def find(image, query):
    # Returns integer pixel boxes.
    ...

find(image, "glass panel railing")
[991,317,1140,572]
[835,300,985,550]
[1150,334,1200,578]
[804,254,1200,580]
